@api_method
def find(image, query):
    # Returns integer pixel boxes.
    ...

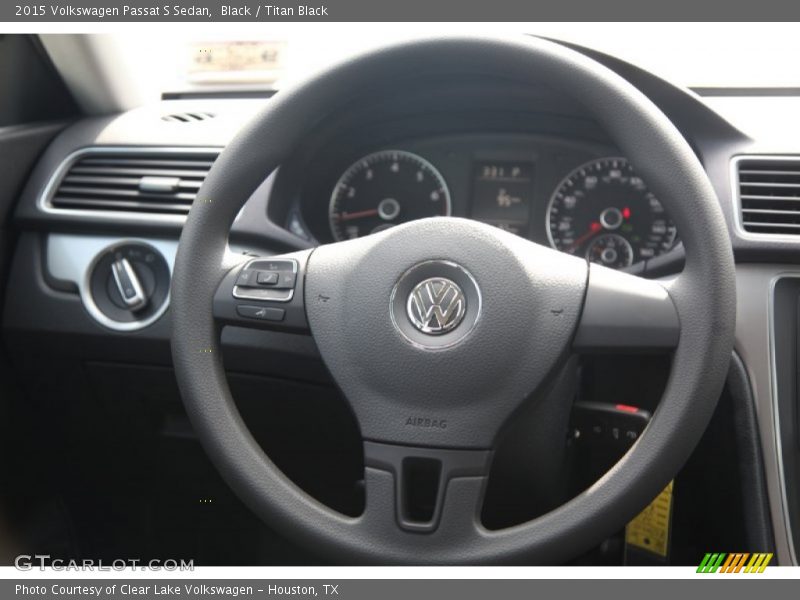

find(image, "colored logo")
[697,552,773,573]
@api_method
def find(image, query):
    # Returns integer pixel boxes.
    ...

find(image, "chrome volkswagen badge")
[406,277,466,335]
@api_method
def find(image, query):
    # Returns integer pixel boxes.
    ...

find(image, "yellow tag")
[625,480,674,558]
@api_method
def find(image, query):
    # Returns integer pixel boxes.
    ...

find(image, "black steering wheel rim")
[171,35,736,564]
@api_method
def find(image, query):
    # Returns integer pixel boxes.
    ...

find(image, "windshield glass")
[91,23,800,103]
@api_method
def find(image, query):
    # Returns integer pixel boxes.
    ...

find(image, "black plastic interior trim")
[770,277,800,558]
[726,351,777,554]
[0,35,80,127]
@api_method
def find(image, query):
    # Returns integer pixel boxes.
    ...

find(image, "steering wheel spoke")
[573,264,680,352]
[212,250,311,333]
[362,441,492,535]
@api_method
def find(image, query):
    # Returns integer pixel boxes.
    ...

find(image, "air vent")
[161,111,216,123]
[737,156,800,235]
[47,148,219,216]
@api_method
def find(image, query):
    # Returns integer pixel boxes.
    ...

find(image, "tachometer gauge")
[546,157,677,268]
[329,150,451,241]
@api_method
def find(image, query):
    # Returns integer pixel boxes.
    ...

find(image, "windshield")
[67,23,800,104]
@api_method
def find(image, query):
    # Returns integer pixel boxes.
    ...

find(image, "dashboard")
[285,134,678,271]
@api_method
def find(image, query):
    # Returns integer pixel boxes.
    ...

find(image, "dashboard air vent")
[161,111,216,123]
[48,149,219,215]
[737,157,800,235]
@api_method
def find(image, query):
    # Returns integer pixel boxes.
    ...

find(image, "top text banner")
[4,0,800,22]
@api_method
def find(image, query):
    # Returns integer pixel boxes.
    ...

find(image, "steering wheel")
[171,35,735,564]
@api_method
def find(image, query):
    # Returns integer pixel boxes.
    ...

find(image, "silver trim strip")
[232,287,294,302]
[731,154,800,243]
[38,146,222,227]
[767,273,800,565]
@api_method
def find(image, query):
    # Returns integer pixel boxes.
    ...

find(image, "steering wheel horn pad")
[306,216,587,449]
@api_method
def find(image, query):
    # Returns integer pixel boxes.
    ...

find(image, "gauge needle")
[337,208,379,221]
[567,221,602,253]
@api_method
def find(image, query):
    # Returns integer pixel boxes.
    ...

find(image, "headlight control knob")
[111,256,148,311]
[85,241,170,331]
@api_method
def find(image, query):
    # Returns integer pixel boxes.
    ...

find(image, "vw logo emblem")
[406,277,466,335]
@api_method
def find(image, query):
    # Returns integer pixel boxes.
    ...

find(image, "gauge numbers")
[329,150,451,241]
[546,157,677,268]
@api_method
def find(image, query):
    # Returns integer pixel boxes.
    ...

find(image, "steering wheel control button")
[390,260,481,349]
[407,278,466,335]
[232,258,298,302]
[236,305,285,322]
[256,271,279,285]
[236,269,257,286]
[215,251,310,333]
[277,272,297,289]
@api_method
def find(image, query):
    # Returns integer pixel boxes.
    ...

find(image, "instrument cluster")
[291,135,679,271]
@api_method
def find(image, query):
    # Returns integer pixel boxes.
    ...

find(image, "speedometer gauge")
[329,150,451,241]
[546,157,677,268]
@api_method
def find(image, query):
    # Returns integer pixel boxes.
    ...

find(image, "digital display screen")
[470,162,534,235]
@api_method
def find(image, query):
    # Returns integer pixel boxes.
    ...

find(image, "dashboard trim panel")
[47,234,179,332]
